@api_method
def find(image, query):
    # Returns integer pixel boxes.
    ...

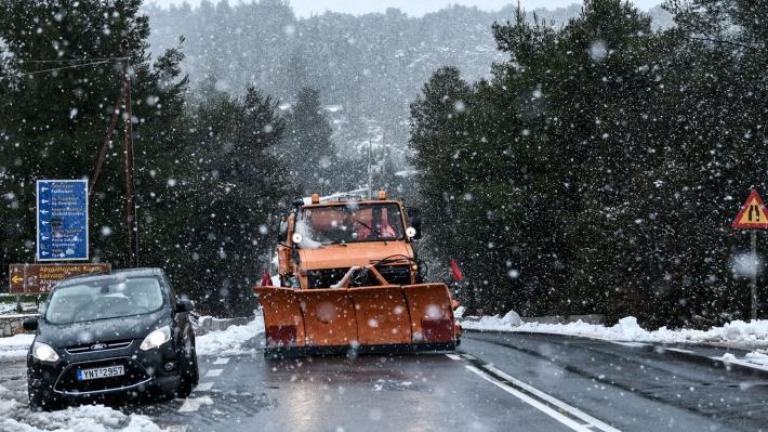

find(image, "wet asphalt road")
[4,332,768,432]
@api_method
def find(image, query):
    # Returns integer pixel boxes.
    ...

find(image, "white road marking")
[466,365,595,432]
[611,341,649,348]
[194,382,214,392]
[213,357,230,365]
[481,364,621,432]
[714,356,768,373]
[665,347,695,354]
[178,396,214,413]
[205,368,223,378]
[445,353,462,361]
[461,353,621,432]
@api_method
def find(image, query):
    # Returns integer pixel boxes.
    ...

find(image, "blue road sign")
[37,180,89,261]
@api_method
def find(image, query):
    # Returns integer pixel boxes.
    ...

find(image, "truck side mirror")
[277,220,288,243]
[406,207,422,240]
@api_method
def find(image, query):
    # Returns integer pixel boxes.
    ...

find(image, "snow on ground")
[0,303,37,315]
[0,333,34,361]
[464,312,768,368]
[0,397,166,432]
[196,313,264,357]
[0,303,18,314]
[463,312,768,345]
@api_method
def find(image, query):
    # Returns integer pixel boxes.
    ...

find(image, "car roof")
[55,267,167,287]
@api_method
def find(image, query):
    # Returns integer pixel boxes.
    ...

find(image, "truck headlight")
[140,326,171,351]
[32,342,59,363]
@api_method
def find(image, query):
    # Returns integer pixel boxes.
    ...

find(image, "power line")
[22,56,128,64]
[21,59,117,76]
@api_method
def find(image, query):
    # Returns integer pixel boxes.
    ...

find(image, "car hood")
[298,240,413,270]
[37,309,169,348]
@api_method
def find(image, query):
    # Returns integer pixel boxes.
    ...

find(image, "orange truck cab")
[255,191,461,357]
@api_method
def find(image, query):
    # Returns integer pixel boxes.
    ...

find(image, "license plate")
[76,365,125,381]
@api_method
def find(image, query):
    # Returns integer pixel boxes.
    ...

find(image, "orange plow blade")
[255,283,458,356]
[348,285,412,345]
[402,284,457,345]
[300,289,358,346]
[254,287,306,349]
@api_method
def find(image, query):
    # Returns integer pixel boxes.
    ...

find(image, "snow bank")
[196,314,264,357]
[463,313,768,345]
[466,311,522,330]
[0,303,18,315]
[464,313,768,369]
[0,397,166,432]
[0,333,34,361]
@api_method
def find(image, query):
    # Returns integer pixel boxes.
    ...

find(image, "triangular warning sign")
[732,189,768,229]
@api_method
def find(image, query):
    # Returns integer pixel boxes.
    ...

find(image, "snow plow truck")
[254,191,461,357]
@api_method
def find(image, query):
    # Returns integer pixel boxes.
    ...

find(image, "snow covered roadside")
[0,303,18,314]
[463,311,768,368]
[196,313,264,357]
[0,333,34,361]
[0,394,167,432]
[463,312,768,345]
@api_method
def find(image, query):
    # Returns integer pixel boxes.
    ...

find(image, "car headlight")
[140,326,172,351]
[32,342,59,363]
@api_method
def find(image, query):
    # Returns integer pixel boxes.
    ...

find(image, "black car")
[23,268,199,410]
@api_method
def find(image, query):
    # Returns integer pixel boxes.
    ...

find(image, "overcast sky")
[147,0,663,17]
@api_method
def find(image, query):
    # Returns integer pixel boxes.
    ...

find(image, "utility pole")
[121,41,139,268]
[752,230,758,320]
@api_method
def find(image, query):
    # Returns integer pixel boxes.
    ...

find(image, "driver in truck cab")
[354,207,397,240]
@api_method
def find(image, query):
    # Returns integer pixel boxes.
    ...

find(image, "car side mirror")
[175,299,195,314]
[406,207,422,240]
[23,317,38,331]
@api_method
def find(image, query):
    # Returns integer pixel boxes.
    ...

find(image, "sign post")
[731,188,768,320]
[9,263,110,294]
[36,179,89,262]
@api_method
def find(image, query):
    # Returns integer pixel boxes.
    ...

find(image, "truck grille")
[376,265,411,285]
[308,268,348,288]
[307,265,411,288]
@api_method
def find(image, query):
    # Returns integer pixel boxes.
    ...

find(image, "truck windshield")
[297,203,405,246]
[45,277,165,324]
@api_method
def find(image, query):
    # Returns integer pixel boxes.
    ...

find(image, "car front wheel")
[28,385,59,412]
[176,336,199,398]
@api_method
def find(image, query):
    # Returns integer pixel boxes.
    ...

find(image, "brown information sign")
[9,263,111,294]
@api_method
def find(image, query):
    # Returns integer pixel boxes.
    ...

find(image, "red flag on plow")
[260,270,272,287]
[450,259,465,282]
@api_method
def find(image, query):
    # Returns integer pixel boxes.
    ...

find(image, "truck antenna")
[368,139,373,199]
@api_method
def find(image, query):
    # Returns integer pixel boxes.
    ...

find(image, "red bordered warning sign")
[732,189,768,229]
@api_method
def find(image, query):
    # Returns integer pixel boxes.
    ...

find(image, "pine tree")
[0,0,187,281]
[161,85,295,315]
[283,87,335,195]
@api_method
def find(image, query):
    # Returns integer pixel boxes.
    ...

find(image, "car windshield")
[297,203,405,247]
[45,277,165,325]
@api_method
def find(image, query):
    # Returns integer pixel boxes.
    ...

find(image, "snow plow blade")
[255,283,458,357]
